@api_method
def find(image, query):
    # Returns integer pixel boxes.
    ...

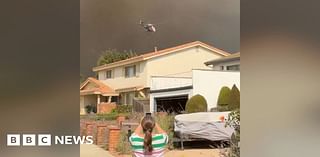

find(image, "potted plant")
[85,105,92,114]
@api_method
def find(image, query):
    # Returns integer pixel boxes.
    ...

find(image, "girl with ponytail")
[129,114,168,157]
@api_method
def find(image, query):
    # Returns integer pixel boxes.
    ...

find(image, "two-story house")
[80,41,230,114]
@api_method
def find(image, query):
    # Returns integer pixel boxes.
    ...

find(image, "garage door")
[155,95,188,114]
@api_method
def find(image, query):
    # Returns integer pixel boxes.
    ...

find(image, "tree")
[217,86,231,111]
[228,84,240,110]
[80,74,85,84]
[97,49,137,66]
[185,94,208,113]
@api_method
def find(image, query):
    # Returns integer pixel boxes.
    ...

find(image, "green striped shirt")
[129,133,168,157]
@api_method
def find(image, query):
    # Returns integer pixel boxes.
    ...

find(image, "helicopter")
[139,20,156,32]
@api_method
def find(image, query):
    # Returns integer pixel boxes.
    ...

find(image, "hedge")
[185,94,208,113]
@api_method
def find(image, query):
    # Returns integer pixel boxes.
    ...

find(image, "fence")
[132,98,150,113]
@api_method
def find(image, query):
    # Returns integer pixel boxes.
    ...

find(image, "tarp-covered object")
[174,112,234,141]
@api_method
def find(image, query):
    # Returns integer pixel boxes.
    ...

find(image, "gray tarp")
[174,112,234,141]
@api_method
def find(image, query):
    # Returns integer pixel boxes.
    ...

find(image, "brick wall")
[108,125,120,152]
[96,123,108,147]
[85,121,97,144]
[80,117,123,151]
[80,119,87,136]
[98,102,116,114]
[81,119,120,149]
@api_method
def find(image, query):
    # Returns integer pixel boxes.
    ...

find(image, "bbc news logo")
[7,134,93,146]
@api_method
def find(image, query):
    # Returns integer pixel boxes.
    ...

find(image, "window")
[226,64,240,71]
[105,70,112,79]
[125,65,136,78]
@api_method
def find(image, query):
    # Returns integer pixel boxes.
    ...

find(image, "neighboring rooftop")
[204,52,240,65]
[80,77,118,96]
[92,41,230,72]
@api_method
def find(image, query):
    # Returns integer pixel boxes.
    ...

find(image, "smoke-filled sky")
[80,0,239,76]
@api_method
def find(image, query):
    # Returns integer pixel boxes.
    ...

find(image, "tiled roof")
[93,41,230,72]
[80,77,118,96]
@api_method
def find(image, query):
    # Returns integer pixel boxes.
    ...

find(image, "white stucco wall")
[84,95,97,106]
[151,76,192,90]
[146,46,224,86]
[192,70,240,110]
[80,96,85,115]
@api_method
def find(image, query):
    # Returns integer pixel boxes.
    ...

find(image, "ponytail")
[144,129,153,152]
[141,115,155,152]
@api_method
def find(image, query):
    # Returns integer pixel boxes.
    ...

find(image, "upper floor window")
[125,65,136,78]
[105,70,112,79]
[226,64,240,71]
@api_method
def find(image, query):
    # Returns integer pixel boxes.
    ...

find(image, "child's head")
[141,114,155,152]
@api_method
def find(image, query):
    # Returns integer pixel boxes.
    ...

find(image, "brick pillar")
[108,125,120,152]
[85,121,96,144]
[80,120,86,136]
[117,115,126,126]
[96,123,108,147]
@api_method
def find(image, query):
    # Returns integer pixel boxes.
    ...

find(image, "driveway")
[164,149,222,157]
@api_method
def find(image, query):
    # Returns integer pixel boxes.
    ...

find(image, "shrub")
[116,105,132,113]
[226,109,240,157]
[116,131,132,154]
[85,105,92,114]
[185,94,208,113]
[217,86,231,111]
[85,105,97,114]
[228,85,240,110]
[95,112,118,121]
[155,113,175,149]
[92,105,97,113]
[97,113,117,120]
[94,111,131,121]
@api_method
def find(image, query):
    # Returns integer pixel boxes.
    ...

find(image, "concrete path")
[164,149,222,157]
[80,144,114,157]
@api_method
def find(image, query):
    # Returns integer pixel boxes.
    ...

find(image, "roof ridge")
[93,41,230,72]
